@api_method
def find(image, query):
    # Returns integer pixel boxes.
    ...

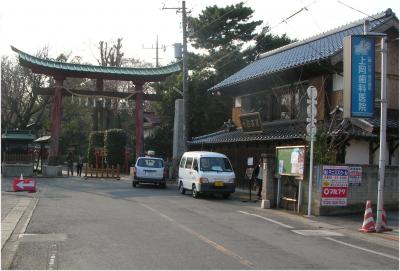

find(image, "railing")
[84,164,120,180]
[2,153,34,164]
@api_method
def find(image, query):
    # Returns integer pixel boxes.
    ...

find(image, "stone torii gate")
[12,46,181,161]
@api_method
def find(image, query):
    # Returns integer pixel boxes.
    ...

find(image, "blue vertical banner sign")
[351,35,375,118]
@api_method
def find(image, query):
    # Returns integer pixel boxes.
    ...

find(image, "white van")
[178,151,235,198]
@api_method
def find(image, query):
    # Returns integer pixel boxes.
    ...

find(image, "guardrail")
[84,164,120,180]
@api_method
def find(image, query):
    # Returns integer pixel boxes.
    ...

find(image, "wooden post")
[111,165,114,178]
[135,82,144,159]
[48,78,64,160]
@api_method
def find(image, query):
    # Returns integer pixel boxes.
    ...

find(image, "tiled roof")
[11,46,181,81]
[366,115,399,129]
[2,130,35,141]
[209,9,397,93]
[189,121,306,145]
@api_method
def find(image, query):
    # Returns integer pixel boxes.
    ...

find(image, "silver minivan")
[132,157,166,188]
[178,151,235,198]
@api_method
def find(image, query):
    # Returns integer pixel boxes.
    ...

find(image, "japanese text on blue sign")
[351,36,375,118]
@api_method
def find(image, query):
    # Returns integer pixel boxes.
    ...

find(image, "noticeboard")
[240,112,262,133]
[275,146,305,178]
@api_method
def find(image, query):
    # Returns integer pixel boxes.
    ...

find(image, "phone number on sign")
[321,187,347,198]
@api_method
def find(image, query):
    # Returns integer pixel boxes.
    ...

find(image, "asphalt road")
[3,177,399,269]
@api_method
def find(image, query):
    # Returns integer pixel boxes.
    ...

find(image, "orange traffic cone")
[381,209,393,231]
[359,200,376,233]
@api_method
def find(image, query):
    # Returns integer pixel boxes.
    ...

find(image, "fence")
[84,164,120,180]
[2,153,34,164]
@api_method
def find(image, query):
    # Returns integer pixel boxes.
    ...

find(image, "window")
[200,157,233,172]
[185,157,193,169]
[179,157,186,168]
[192,159,198,171]
[137,158,163,168]
[241,83,307,122]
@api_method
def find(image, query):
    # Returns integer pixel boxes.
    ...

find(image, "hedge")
[87,131,105,166]
[104,129,127,166]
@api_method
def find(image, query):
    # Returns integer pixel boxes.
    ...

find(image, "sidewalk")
[1,192,38,250]
[231,188,399,249]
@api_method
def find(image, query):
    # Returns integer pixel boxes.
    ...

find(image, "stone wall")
[301,164,399,215]
[1,163,33,177]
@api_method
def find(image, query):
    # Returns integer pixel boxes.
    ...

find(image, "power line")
[207,1,319,71]
[336,0,394,30]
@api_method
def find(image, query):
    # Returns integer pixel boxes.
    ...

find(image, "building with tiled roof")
[189,9,399,210]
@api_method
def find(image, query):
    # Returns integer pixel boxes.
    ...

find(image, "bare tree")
[1,48,51,134]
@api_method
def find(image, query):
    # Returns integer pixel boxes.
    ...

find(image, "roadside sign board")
[13,178,36,192]
[276,146,305,178]
[240,112,262,133]
[343,35,375,118]
[321,165,349,206]
[349,166,362,185]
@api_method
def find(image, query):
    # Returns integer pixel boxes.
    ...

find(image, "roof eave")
[12,46,181,82]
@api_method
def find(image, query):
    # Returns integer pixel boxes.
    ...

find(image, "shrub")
[104,129,127,167]
[88,131,105,166]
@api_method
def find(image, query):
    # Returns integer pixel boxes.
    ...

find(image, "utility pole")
[163,1,189,151]
[375,35,388,232]
[143,35,166,67]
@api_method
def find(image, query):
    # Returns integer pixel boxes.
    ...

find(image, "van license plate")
[214,181,224,187]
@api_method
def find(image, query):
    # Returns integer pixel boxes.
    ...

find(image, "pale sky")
[0,0,398,66]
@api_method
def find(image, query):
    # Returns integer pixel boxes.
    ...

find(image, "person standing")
[253,158,263,200]
[77,153,83,176]
[67,152,74,176]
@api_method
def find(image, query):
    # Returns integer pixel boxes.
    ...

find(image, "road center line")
[47,243,58,270]
[238,211,294,229]
[325,237,399,261]
[139,203,255,269]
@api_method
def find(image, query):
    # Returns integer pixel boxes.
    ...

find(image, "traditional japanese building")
[189,9,399,214]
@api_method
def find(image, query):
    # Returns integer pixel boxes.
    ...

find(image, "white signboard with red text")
[321,165,349,206]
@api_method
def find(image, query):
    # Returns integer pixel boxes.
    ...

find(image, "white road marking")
[238,210,294,229]
[47,243,58,270]
[139,203,255,269]
[292,230,344,236]
[325,237,399,261]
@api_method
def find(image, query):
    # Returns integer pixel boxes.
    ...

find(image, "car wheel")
[222,193,230,199]
[192,184,199,198]
[179,182,186,194]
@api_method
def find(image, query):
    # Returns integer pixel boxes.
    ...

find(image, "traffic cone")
[381,209,393,231]
[359,200,376,233]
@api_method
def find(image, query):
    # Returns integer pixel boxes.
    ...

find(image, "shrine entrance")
[12,46,181,162]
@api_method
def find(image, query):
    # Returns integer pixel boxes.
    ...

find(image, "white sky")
[0,0,398,66]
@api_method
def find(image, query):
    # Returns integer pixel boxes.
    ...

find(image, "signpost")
[13,175,36,192]
[306,86,317,216]
[343,27,388,232]
[321,165,349,206]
